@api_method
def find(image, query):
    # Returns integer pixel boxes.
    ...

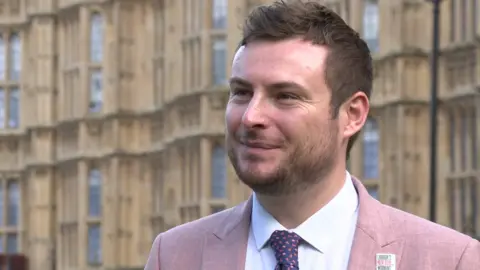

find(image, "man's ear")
[342,91,369,139]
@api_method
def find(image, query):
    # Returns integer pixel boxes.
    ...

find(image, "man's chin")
[236,168,282,188]
[229,154,288,191]
[238,172,277,186]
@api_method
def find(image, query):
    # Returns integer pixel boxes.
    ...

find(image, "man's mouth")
[240,140,278,150]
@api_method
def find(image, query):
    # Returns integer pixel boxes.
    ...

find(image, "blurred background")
[0,0,477,269]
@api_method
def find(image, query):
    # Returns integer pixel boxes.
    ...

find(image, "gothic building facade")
[0,0,477,269]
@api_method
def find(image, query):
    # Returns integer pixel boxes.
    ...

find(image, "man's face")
[225,38,344,195]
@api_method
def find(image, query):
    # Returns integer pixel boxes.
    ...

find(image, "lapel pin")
[376,253,396,270]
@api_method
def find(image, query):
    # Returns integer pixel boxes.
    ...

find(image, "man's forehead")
[232,45,246,66]
[231,40,328,84]
[232,40,328,69]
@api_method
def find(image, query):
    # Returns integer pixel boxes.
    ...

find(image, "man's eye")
[232,89,251,97]
[277,93,298,100]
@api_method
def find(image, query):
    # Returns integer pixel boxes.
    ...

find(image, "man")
[145,1,480,269]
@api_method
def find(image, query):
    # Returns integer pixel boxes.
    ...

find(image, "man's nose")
[241,97,268,129]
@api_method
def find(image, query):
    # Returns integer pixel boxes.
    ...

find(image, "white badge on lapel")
[376,253,396,270]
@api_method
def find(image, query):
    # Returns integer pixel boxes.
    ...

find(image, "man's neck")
[256,168,347,229]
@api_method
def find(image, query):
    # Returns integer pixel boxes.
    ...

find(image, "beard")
[227,121,339,196]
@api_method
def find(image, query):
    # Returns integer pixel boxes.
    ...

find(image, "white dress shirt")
[245,171,359,270]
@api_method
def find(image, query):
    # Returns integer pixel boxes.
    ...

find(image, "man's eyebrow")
[267,81,311,98]
[229,78,306,90]
[268,81,305,91]
[229,77,252,87]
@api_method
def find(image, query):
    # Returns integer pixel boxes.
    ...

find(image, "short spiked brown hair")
[239,0,373,158]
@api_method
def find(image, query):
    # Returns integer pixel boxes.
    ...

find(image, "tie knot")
[269,230,302,268]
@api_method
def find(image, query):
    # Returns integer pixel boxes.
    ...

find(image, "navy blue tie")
[269,230,302,270]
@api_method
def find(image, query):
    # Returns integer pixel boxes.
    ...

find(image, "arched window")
[89,13,104,113]
[0,35,5,80]
[473,0,477,37]
[363,117,379,179]
[87,166,102,264]
[362,0,379,52]
[90,13,103,62]
[212,37,227,85]
[88,167,102,217]
[87,224,101,264]
[0,184,3,226]
[89,70,103,113]
[6,179,19,226]
[8,87,19,128]
[449,110,456,172]
[472,108,477,169]
[212,0,227,29]
[8,33,20,81]
[211,145,226,198]
[460,109,468,170]
[0,88,5,128]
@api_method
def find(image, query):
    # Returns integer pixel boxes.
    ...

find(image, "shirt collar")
[251,171,359,253]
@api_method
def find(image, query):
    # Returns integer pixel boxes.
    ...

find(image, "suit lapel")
[347,227,406,270]
[348,177,405,270]
[201,198,252,270]
[347,226,378,270]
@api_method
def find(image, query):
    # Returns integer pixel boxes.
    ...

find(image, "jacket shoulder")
[377,203,479,268]
[381,203,473,243]
[149,202,247,269]
[161,205,236,240]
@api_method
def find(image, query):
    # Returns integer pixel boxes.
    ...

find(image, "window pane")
[0,35,5,80]
[211,205,225,214]
[0,88,5,128]
[89,70,103,113]
[9,33,21,81]
[367,186,378,199]
[344,0,350,23]
[449,112,456,172]
[0,185,3,226]
[8,87,19,128]
[6,233,17,253]
[90,13,104,62]
[470,178,477,235]
[460,179,467,232]
[153,7,164,51]
[183,0,190,34]
[450,0,456,41]
[88,168,102,217]
[211,145,226,198]
[363,118,379,179]
[211,38,226,85]
[460,110,467,170]
[87,224,102,264]
[449,181,456,228]
[363,0,379,52]
[472,108,477,169]
[212,0,227,29]
[461,0,467,40]
[473,0,478,36]
[7,179,19,226]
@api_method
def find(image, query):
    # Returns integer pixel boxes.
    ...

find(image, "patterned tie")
[269,230,302,270]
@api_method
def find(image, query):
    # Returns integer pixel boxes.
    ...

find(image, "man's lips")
[239,140,279,149]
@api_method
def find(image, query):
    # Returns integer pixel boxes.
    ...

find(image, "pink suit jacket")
[144,177,480,269]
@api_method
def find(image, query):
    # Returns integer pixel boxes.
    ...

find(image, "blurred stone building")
[0,0,477,269]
